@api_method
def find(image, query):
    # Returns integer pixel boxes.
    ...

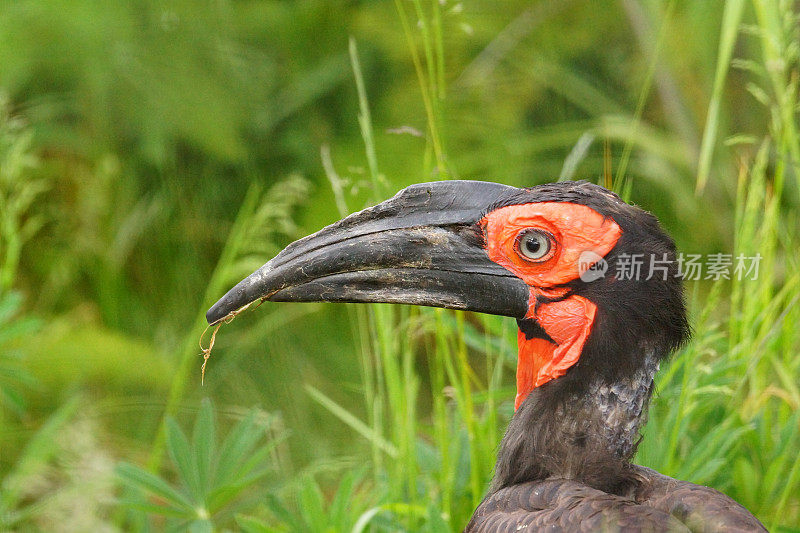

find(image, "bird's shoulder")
[465,467,767,533]
[465,478,689,532]
[633,465,767,533]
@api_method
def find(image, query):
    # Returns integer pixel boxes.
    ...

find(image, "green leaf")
[226,435,284,489]
[213,412,262,488]
[117,500,192,519]
[193,399,217,497]
[205,466,272,513]
[297,475,326,528]
[236,514,285,533]
[115,462,195,511]
[328,469,359,529]
[166,417,200,502]
[265,494,303,531]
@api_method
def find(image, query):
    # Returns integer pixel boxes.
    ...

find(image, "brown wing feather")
[633,466,767,533]
[465,479,690,532]
[466,468,766,533]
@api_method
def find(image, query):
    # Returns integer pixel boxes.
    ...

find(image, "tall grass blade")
[696,0,747,192]
[305,384,399,458]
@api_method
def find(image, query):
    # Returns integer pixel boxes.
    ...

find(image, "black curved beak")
[206,181,530,324]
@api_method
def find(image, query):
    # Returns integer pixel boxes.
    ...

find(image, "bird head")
[208,180,689,408]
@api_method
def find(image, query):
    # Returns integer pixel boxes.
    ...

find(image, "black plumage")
[468,466,763,532]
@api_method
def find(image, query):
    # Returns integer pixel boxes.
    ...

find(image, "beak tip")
[205,302,227,324]
[206,269,271,324]
[205,284,249,324]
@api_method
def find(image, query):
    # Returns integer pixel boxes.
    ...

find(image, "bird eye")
[516,230,552,261]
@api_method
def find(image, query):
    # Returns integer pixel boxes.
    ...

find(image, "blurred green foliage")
[117,399,286,531]
[0,0,798,530]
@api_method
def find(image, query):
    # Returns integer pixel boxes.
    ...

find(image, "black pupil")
[525,236,541,254]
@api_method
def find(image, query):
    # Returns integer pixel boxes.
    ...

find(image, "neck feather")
[491,350,660,496]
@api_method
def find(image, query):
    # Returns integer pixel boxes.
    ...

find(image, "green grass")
[0,0,798,531]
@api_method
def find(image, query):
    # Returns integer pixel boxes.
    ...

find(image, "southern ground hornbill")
[207,180,766,532]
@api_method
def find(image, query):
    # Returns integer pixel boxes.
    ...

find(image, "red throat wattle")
[515,293,596,409]
[481,202,622,409]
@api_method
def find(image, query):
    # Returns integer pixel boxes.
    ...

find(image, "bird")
[207,180,766,532]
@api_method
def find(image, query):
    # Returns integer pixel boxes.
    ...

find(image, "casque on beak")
[206,181,530,324]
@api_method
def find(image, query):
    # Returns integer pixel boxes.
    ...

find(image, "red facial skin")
[482,202,622,409]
